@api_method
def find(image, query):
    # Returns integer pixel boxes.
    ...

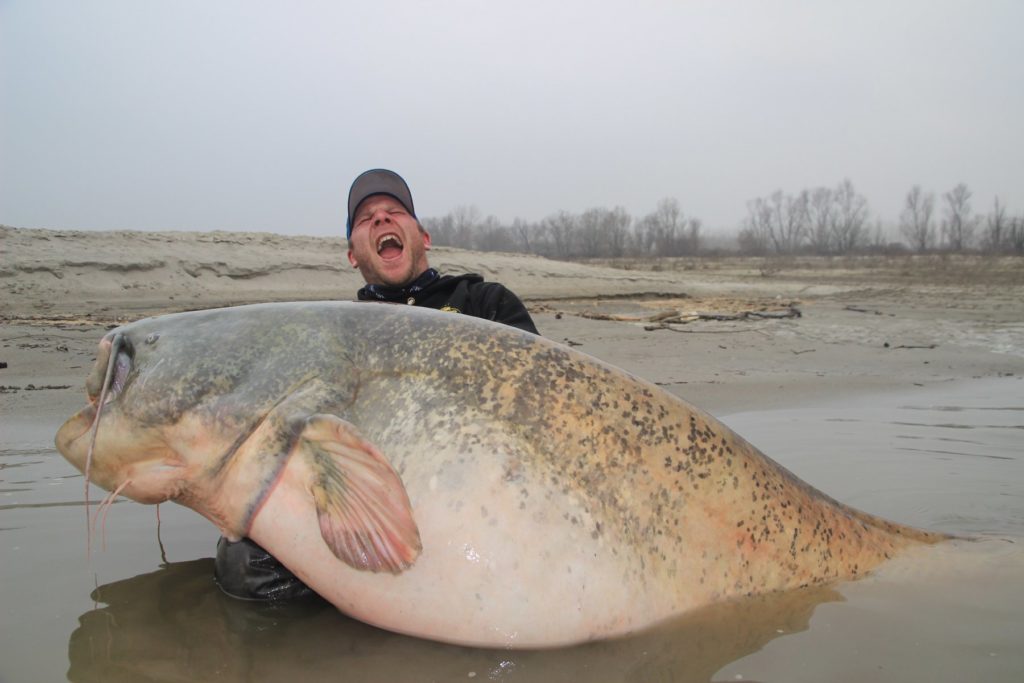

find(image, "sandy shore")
[3,226,1024,683]
[2,225,1022,424]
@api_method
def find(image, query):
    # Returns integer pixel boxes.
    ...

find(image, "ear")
[300,414,421,573]
[347,248,359,268]
[421,229,432,251]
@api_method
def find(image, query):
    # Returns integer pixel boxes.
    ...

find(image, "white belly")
[248,445,667,648]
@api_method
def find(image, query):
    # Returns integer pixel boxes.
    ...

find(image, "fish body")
[56,302,943,648]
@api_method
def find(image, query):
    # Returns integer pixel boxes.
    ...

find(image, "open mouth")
[56,403,97,449]
[59,334,132,451]
[376,233,404,261]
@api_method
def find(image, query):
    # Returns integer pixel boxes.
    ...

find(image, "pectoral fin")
[301,414,421,574]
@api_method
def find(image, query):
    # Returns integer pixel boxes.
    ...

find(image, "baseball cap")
[346,169,417,239]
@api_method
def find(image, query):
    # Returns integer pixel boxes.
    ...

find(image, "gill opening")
[84,332,125,557]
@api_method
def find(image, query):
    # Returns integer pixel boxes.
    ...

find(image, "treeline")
[420,180,1024,258]
[422,199,702,259]
[897,184,1024,254]
[740,180,1024,255]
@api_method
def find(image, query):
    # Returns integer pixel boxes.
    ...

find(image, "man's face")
[347,195,432,288]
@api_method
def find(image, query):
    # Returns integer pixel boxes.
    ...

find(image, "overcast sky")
[2,1,1022,236]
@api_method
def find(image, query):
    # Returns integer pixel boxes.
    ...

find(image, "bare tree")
[635,198,699,256]
[422,206,482,247]
[899,185,935,252]
[769,190,809,253]
[611,207,634,257]
[421,214,456,245]
[741,191,809,254]
[830,179,870,253]
[941,183,976,251]
[685,216,702,255]
[586,206,632,258]
[982,196,1009,252]
[736,226,768,255]
[449,205,482,246]
[1009,214,1024,254]
[806,186,835,254]
[639,198,679,255]
[740,197,773,255]
[510,217,533,254]
[867,218,900,252]
[577,208,608,257]
[541,210,578,259]
[475,215,517,252]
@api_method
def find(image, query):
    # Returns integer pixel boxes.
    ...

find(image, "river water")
[2,377,1021,682]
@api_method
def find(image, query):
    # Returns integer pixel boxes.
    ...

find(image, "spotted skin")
[55,302,945,647]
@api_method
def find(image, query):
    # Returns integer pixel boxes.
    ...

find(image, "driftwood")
[844,305,880,314]
[576,310,688,323]
[689,307,802,322]
[844,305,894,317]
[578,305,802,330]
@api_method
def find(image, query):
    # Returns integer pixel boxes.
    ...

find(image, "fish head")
[55,303,423,568]
[54,303,365,515]
[55,305,278,509]
[55,326,198,504]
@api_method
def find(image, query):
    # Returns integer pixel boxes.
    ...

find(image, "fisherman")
[215,169,539,600]
[346,168,539,333]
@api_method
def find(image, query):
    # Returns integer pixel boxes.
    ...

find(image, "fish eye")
[145,333,160,345]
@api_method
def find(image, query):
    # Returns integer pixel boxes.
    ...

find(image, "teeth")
[376,234,403,253]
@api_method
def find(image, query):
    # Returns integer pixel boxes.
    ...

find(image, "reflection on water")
[67,558,840,683]
[719,381,1024,539]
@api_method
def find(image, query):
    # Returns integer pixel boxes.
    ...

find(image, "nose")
[372,209,392,226]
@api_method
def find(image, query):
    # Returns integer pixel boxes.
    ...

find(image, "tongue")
[379,243,403,260]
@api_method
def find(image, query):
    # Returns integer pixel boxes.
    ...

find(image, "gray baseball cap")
[346,169,417,239]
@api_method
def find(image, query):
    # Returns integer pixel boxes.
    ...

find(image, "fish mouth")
[376,232,405,261]
[55,333,133,466]
[55,404,97,462]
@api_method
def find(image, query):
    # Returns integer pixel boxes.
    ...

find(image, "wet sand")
[4,225,1022,416]
[2,226,1023,681]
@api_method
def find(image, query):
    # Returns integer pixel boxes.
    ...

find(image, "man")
[215,169,538,600]
[346,168,538,333]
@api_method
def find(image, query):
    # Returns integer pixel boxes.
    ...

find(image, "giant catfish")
[55,302,945,648]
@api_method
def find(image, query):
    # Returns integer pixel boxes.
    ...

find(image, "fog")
[1,1,1022,236]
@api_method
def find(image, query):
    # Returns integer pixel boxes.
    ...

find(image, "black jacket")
[356,272,539,335]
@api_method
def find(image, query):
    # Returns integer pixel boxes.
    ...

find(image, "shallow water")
[1,377,1022,682]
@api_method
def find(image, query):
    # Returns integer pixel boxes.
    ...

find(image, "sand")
[2,224,1021,420]
[3,225,1023,683]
